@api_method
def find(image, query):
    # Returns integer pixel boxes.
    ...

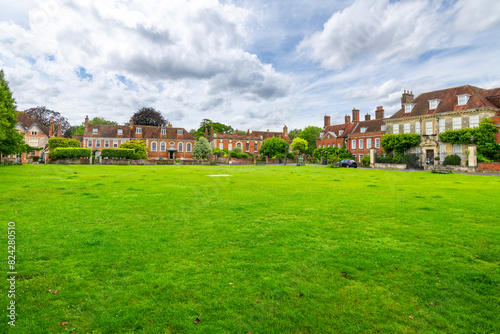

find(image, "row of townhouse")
[208,126,291,153]
[317,85,500,164]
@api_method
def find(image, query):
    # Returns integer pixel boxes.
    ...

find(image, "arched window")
[151,142,157,151]
[186,143,192,152]
[160,142,166,151]
[237,142,242,148]
[178,142,183,152]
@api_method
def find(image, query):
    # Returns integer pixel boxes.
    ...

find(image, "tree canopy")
[259,137,289,158]
[120,140,148,159]
[291,137,308,154]
[288,128,302,141]
[0,69,25,156]
[296,126,321,155]
[192,137,213,159]
[25,106,71,137]
[191,119,234,140]
[132,107,167,127]
[71,117,118,136]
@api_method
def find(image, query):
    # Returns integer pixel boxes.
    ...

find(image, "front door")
[426,150,434,164]
[169,151,174,159]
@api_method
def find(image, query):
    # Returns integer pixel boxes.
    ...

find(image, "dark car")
[340,159,357,168]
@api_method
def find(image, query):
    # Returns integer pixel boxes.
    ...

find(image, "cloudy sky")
[1,0,499,131]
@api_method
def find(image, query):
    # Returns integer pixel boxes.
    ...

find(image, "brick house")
[210,126,291,154]
[384,86,500,165]
[317,107,387,162]
[13,112,61,164]
[82,116,196,160]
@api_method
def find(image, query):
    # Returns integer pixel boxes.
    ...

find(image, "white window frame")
[161,129,166,135]
[96,140,101,148]
[228,142,232,150]
[359,139,364,150]
[151,141,157,151]
[113,140,118,148]
[254,143,258,152]
[375,138,380,149]
[367,139,372,149]
[440,144,446,161]
[469,115,479,128]
[457,94,470,106]
[88,140,93,148]
[338,143,341,148]
[425,121,433,135]
[177,129,183,136]
[404,122,410,134]
[381,125,386,131]
[104,140,109,148]
[186,143,192,152]
[117,129,123,135]
[219,142,223,149]
[339,130,344,135]
[92,129,98,134]
[415,121,421,134]
[360,127,367,133]
[136,128,142,134]
[178,142,183,152]
[439,118,445,133]
[453,144,462,156]
[351,140,356,150]
[359,154,363,162]
[429,99,440,110]
[453,117,461,130]
[160,142,166,151]
[404,104,414,113]
[393,124,399,135]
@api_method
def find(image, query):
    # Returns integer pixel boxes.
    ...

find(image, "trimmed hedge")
[443,154,461,166]
[49,137,81,151]
[51,148,91,160]
[101,148,135,159]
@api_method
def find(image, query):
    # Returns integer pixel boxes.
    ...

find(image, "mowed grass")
[0,165,499,334]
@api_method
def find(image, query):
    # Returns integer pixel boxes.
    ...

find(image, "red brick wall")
[478,162,500,173]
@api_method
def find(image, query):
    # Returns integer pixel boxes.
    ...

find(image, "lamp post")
[470,135,474,144]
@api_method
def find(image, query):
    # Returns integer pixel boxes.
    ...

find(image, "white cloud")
[454,0,500,31]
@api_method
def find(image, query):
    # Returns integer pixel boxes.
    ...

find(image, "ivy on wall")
[380,133,421,153]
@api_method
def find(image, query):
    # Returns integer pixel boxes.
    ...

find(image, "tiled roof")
[16,112,50,135]
[84,125,132,138]
[482,88,500,108]
[390,85,500,119]
[84,124,195,140]
[350,119,386,134]
[252,131,291,142]
[319,122,357,139]
[214,133,262,140]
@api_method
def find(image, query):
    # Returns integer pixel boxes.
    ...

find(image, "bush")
[477,153,492,163]
[51,148,91,160]
[443,154,461,166]
[286,152,295,159]
[32,156,40,162]
[120,140,148,159]
[101,148,135,159]
[361,154,370,167]
[232,146,243,154]
[49,137,80,151]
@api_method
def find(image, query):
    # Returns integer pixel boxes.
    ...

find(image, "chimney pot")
[324,115,331,128]
[365,113,371,121]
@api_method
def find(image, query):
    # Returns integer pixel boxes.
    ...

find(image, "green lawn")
[0,165,499,333]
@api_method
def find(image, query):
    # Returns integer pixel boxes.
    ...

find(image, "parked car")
[340,159,357,168]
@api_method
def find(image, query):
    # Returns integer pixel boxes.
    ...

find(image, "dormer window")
[177,129,183,136]
[381,125,386,131]
[404,103,415,113]
[339,130,344,135]
[360,127,367,133]
[92,129,98,134]
[428,99,441,110]
[161,129,166,135]
[136,128,142,134]
[457,94,471,106]
[117,129,123,135]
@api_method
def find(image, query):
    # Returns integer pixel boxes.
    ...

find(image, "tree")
[288,129,302,141]
[132,107,167,127]
[71,117,118,137]
[0,70,25,158]
[259,137,289,158]
[25,106,71,137]
[291,137,308,154]
[297,126,321,155]
[120,140,148,159]
[192,137,213,159]
[192,119,234,140]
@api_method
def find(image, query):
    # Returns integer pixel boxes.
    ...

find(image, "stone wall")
[478,162,500,173]
[51,158,91,165]
[373,163,407,169]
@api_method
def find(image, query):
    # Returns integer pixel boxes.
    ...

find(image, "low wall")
[228,158,255,165]
[1,158,21,165]
[51,158,90,165]
[478,162,500,173]
[373,163,407,169]
[424,165,477,173]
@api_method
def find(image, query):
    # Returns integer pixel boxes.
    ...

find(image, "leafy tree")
[132,107,167,127]
[25,106,71,136]
[259,137,289,158]
[192,119,234,140]
[297,126,321,155]
[288,128,302,141]
[381,133,421,154]
[72,117,118,136]
[192,137,213,159]
[120,139,148,159]
[0,70,25,158]
[291,137,308,154]
[439,118,499,158]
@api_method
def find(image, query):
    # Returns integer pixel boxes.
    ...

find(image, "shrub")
[101,148,135,159]
[286,152,295,159]
[52,148,91,160]
[49,137,80,151]
[32,156,40,162]
[361,154,370,167]
[443,154,461,166]
[477,153,492,163]
[232,146,243,154]
[120,140,148,159]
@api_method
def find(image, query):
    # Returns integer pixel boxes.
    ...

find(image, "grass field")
[0,164,499,333]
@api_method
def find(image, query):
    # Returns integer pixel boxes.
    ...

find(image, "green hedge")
[49,137,81,151]
[443,154,461,166]
[101,148,135,159]
[51,148,91,160]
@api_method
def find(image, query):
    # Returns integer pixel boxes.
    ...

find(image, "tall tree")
[192,118,234,139]
[0,69,25,158]
[192,137,213,159]
[298,126,321,155]
[291,137,308,154]
[71,117,118,137]
[259,137,290,158]
[25,106,71,136]
[288,128,302,141]
[132,107,167,126]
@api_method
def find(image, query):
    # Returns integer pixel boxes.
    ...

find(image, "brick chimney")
[49,120,55,137]
[352,108,359,122]
[130,117,134,128]
[168,122,172,127]
[364,113,371,121]
[345,115,351,124]
[375,106,385,119]
[57,122,62,137]
[401,90,414,109]
[324,115,331,128]
[85,115,89,128]
[283,125,288,136]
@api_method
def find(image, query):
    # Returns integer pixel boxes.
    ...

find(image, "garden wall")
[373,163,407,169]
[51,158,90,165]
[478,162,500,173]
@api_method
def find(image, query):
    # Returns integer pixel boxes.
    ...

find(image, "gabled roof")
[350,119,386,134]
[252,131,291,142]
[319,122,357,139]
[390,85,500,119]
[16,112,50,135]
[482,88,500,109]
